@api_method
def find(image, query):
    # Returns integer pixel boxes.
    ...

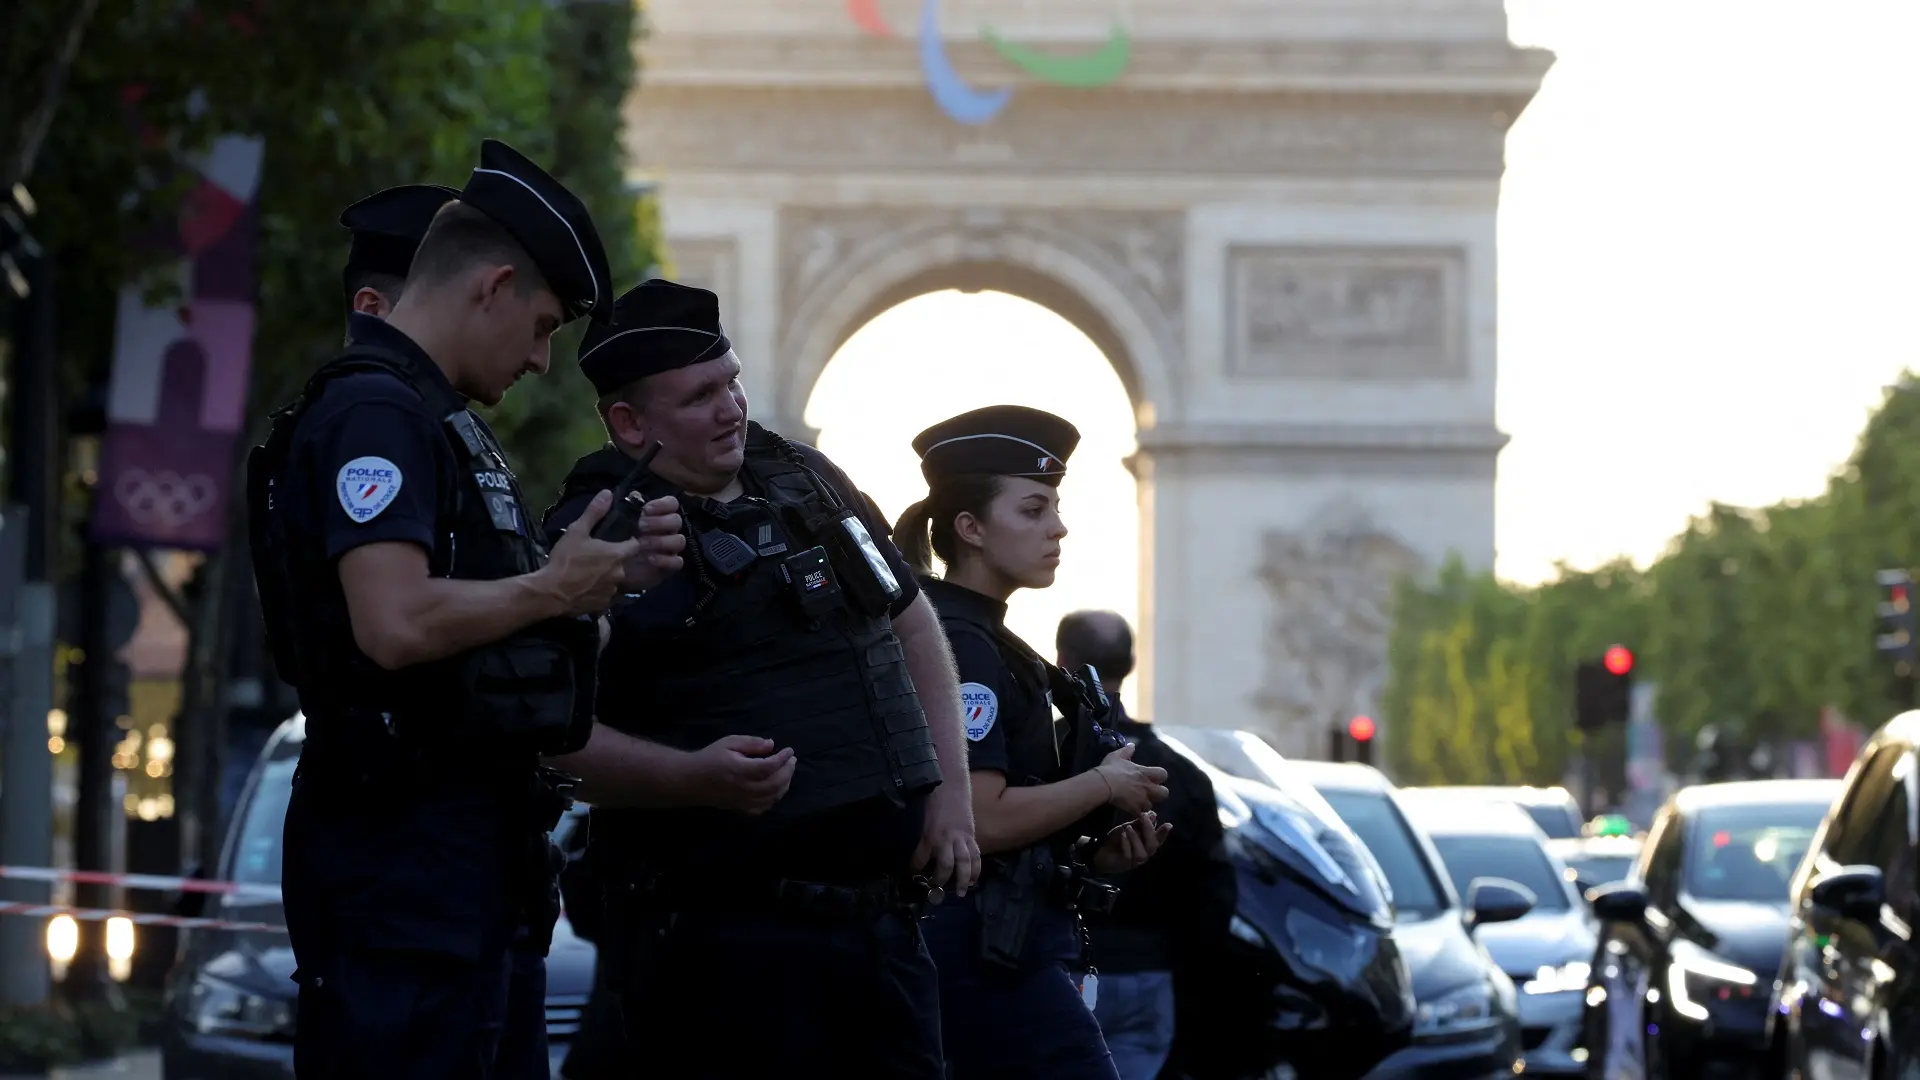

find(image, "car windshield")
[1684,802,1828,903]
[1562,852,1636,889]
[1521,802,1581,841]
[229,757,297,886]
[1429,834,1570,912]
[1319,789,1448,919]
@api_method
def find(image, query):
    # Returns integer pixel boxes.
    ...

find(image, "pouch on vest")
[245,423,307,691]
[459,614,596,755]
[814,507,901,617]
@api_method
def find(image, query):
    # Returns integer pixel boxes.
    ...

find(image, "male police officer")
[543,279,981,1077]
[1057,611,1234,1080]
[251,141,647,1080]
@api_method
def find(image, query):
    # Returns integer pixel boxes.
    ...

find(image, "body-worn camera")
[779,546,844,620]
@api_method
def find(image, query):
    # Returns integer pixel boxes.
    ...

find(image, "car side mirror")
[1588,881,1649,924]
[1467,877,1535,932]
[1809,865,1885,924]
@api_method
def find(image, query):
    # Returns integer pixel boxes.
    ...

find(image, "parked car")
[1286,761,1528,1079]
[1777,712,1920,1080]
[1400,793,1597,1077]
[1547,834,1643,896]
[1155,732,1416,1080]
[1581,778,1841,1080]
[158,715,595,1079]
[1405,784,1586,842]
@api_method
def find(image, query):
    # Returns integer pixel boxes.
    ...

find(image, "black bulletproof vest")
[247,344,574,755]
[561,427,942,828]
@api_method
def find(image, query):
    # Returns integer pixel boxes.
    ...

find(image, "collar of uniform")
[346,312,466,405]
[921,577,1008,627]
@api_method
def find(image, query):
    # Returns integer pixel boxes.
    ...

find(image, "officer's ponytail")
[891,474,1004,578]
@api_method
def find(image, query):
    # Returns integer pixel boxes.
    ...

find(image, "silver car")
[1400,791,1596,1077]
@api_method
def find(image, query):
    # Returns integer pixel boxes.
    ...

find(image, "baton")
[590,441,664,542]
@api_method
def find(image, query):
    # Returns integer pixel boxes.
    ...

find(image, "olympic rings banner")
[92,126,264,551]
[847,0,1134,126]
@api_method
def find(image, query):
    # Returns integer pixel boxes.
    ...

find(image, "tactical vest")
[245,344,597,764]
[557,425,943,827]
[939,603,1126,843]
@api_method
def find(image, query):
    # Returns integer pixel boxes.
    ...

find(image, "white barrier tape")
[0,864,281,899]
[0,900,286,934]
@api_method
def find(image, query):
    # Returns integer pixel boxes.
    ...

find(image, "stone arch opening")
[800,287,1145,712]
[769,216,1183,436]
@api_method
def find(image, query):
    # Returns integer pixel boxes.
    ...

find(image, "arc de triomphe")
[626,0,1551,757]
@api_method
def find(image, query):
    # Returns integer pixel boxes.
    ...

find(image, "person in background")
[1057,610,1236,1080]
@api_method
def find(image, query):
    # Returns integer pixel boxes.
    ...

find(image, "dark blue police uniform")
[909,406,1124,1080]
[247,140,614,1080]
[541,279,947,1079]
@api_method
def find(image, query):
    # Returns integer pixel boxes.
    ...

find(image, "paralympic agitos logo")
[844,0,1133,125]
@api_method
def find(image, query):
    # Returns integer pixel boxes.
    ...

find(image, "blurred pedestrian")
[1057,610,1235,1080]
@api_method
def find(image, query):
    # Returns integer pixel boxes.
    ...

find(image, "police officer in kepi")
[323,177,644,1080]
[892,406,1175,1080]
[248,140,655,1080]
[541,278,982,1078]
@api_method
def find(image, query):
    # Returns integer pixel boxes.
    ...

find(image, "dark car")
[158,715,595,1079]
[1154,732,1417,1080]
[1581,778,1841,1080]
[1286,760,1529,1080]
[1777,712,1920,1080]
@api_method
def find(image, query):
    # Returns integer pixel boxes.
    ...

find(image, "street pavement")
[43,1050,159,1080]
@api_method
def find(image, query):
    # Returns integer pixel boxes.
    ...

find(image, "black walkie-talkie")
[590,441,663,541]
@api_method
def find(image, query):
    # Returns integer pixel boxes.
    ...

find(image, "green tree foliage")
[12,0,654,499]
[1385,377,1920,784]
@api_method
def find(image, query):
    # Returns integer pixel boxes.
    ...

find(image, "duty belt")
[632,872,944,921]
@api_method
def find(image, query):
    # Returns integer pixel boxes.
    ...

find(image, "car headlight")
[1415,982,1499,1038]
[1522,959,1592,995]
[185,974,294,1041]
[1284,908,1369,984]
[1667,938,1759,1021]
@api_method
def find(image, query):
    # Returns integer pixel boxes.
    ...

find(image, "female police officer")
[893,405,1174,1080]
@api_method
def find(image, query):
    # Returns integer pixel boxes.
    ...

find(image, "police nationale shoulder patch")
[336,456,402,523]
[960,682,999,742]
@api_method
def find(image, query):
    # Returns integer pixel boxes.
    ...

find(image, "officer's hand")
[693,735,796,815]
[621,496,686,590]
[545,490,644,615]
[1089,812,1173,875]
[1093,743,1170,815]
[912,780,982,898]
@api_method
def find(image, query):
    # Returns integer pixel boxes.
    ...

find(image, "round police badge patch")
[960,682,998,742]
[337,456,402,523]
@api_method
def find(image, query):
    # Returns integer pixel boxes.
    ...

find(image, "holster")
[976,846,1046,970]
[512,767,579,951]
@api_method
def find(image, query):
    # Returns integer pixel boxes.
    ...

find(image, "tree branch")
[8,0,101,188]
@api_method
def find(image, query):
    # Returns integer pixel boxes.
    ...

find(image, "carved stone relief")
[1228,245,1466,380]
[776,205,1184,345]
[664,237,739,320]
[630,87,1514,180]
[1255,506,1425,756]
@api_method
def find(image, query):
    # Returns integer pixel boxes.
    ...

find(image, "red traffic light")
[1348,716,1376,742]
[1604,645,1634,677]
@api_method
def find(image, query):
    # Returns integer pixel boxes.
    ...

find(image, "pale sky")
[805,0,1920,700]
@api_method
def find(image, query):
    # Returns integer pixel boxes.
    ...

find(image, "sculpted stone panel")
[1256,508,1425,754]
[1228,245,1467,380]
[664,237,739,318]
[630,87,1515,180]
[776,204,1185,344]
